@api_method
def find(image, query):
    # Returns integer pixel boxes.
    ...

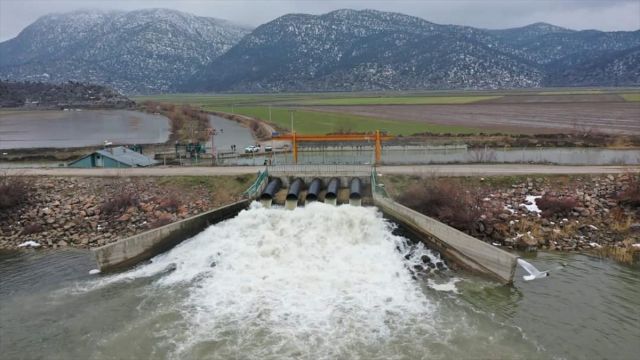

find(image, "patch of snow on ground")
[521,195,542,213]
[18,241,41,248]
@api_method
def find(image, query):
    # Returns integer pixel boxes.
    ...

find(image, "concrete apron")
[374,194,518,284]
[92,200,250,272]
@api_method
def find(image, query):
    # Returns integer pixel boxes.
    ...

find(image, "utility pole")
[208,127,216,166]
[289,109,295,133]
[269,105,272,122]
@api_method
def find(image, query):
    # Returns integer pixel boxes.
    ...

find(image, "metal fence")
[267,164,372,178]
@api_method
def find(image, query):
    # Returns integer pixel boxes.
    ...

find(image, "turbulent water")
[1,203,639,359]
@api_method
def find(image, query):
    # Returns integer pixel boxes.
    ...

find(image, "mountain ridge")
[0,8,252,93]
[1,8,638,94]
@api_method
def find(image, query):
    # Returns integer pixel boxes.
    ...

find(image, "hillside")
[191,10,640,92]
[0,9,251,94]
[0,80,133,108]
[2,8,639,93]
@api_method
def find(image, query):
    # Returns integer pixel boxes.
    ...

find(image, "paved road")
[3,164,638,177]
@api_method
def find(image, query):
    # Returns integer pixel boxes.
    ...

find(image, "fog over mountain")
[1,8,638,94]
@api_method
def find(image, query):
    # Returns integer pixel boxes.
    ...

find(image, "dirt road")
[4,165,638,177]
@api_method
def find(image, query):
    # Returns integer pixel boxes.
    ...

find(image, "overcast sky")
[1,0,638,41]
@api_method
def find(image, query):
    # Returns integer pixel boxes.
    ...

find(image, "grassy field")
[134,88,640,136]
[208,106,479,135]
[135,93,484,135]
[621,93,640,102]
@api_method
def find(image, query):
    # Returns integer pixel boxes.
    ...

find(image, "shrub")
[157,195,181,212]
[535,194,577,218]
[398,181,485,233]
[617,176,640,207]
[100,192,138,215]
[22,222,43,235]
[0,176,29,209]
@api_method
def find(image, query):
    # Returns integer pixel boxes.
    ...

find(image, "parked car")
[244,145,259,153]
[264,145,273,152]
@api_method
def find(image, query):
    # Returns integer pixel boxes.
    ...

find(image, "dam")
[93,165,517,283]
[2,165,639,359]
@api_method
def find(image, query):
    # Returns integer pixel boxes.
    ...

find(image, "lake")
[0,110,170,149]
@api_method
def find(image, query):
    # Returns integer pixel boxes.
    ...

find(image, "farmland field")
[135,88,640,135]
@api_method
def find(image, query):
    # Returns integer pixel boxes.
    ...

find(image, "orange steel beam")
[272,131,394,165]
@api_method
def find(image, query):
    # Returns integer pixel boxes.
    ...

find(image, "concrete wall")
[374,193,517,284]
[93,199,250,271]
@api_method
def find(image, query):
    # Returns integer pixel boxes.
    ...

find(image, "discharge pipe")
[349,178,362,206]
[325,177,340,205]
[286,178,305,202]
[349,178,362,200]
[305,178,322,203]
[260,178,282,201]
[284,178,304,210]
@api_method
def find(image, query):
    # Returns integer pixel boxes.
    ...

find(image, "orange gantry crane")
[271,130,394,164]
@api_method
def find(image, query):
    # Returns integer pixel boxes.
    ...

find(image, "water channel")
[1,204,638,359]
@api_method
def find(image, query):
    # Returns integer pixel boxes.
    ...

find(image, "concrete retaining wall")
[374,193,517,283]
[92,199,250,271]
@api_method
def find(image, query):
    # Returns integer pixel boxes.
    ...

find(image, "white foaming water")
[86,202,448,358]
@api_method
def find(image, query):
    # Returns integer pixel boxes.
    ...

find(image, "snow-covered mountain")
[190,9,640,92]
[2,8,639,93]
[0,9,251,93]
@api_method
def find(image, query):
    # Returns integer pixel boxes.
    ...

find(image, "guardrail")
[242,168,269,198]
[371,167,389,197]
[268,164,372,178]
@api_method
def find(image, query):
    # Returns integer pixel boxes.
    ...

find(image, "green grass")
[292,95,500,105]
[204,105,479,135]
[134,93,483,135]
[621,93,640,102]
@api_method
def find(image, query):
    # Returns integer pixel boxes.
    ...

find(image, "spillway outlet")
[324,197,337,206]
[285,199,298,210]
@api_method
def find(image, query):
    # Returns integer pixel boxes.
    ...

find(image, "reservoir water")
[0,110,170,149]
[1,203,638,359]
